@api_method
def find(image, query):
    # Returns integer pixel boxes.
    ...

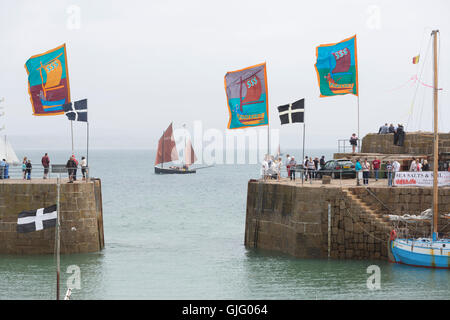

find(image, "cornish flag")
[17,205,57,233]
[63,99,87,122]
[277,99,304,125]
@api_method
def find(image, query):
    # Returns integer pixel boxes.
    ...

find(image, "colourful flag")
[314,35,359,97]
[24,44,71,116]
[412,55,420,64]
[224,62,269,129]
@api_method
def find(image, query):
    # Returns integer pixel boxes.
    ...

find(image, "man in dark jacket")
[66,156,77,183]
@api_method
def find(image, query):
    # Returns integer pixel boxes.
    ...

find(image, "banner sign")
[25,44,71,116]
[314,35,359,97]
[394,171,450,187]
[224,62,269,129]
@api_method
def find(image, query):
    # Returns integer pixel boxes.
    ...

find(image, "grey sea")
[0,149,448,300]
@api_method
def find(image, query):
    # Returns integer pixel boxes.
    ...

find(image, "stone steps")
[342,189,391,230]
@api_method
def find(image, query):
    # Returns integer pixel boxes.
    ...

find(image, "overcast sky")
[0,0,449,152]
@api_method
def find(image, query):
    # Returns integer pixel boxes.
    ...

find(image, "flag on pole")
[17,205,57,233]
[412,55,420,64]
[277,99,304,125]
[224,62,269,129]
[314,35,359,97]
[63,99,87,122]
[24,44,71,116]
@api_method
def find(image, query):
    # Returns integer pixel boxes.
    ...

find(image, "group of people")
[409,157,430,172]
[377,123,405,146]
[261,155,283,180]
[20,153,88,182]
[354,157,401,187]
[0,159,10,179]
[261,154,327,181]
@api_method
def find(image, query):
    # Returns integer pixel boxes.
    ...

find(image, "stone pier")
[0,179,105,254]
[244,179,450,260]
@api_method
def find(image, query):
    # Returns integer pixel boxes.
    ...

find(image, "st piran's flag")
[17,205,57,233]
[277,99,304,124]
[63,99,87,122]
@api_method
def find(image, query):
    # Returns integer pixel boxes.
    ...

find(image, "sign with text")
[393,171,450,187]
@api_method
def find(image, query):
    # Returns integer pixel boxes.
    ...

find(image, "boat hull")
[154,166,196,174]
[390,238,450,269]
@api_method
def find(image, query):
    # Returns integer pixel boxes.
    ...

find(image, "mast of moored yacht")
[431,29,439,241]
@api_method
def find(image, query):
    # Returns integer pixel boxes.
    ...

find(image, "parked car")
[316,159,356,179]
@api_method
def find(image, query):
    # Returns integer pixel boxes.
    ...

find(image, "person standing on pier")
[285,154,291,178]
[0,159,6,179]
[26,160,32,180]
[355,159,362,186]
[409,158,417,172]
[350,133,358,153]
[289,156,297,181]
[41,153,50,179]
[72,155,79,181]
[81,156,87,180]
[66,156,77,183]
[386,161,393,187]
[362,158,370,185]
[22,157,27,179]
[320,156,326,169]
[372,157,381,181]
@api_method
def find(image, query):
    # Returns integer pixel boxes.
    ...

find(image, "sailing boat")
[389,30,450,269]
[237,75,265,125]
[326,47,354,94]
[154,123,197,174]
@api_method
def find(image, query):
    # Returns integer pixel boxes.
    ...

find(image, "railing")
[0,164,90,182]
[337,138,360,153]
[258,167,399,187]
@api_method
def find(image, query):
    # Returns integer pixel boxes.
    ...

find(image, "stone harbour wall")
[245,180,450,261]
[0,179,105,254]
[361,132,450,155]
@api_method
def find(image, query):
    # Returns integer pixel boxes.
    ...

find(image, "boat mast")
[431,30,439,241]
[161,129,164,169]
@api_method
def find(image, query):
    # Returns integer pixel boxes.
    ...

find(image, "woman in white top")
[81,156,88,180]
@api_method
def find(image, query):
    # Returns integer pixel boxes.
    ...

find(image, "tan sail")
[154,123,179,166]
[184,138,197,166]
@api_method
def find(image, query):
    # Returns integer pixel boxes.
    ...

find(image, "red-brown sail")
[184,138,197,166]
[241,75,262,106]
[331,47,351,74]
[155,123,179,166]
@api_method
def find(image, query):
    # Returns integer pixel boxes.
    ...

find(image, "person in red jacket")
[41,153,50,179]
[72,154,79,181]
[372,157,381,181]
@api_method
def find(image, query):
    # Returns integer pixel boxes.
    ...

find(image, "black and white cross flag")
[277,99,304,125]
[63,99,88,122]
[17,205,57,233]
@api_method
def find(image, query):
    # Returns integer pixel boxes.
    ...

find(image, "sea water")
[0,149,448,300]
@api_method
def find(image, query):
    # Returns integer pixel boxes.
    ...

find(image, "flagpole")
[70,120,74,155]
[357,95,360,153]
[56,173,61,300]
[86,122,89,179]
[302,122,305,185]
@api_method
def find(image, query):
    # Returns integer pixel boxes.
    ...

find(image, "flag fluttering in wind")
[24,44,71,116]
[412,55,420,64]
[63,99,87,122]
[278,99,304,125]
[17,205,57,233]
[224,62,269,129]
[314,35,359,97]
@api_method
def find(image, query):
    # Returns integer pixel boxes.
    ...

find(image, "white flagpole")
[86,122,89,179]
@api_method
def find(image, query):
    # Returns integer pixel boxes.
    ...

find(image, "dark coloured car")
[316,159,356,179]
